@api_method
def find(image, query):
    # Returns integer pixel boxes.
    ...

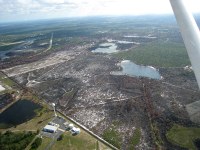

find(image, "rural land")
[0,15,200,150]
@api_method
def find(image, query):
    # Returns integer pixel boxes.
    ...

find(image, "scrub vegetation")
[102,127,122,149]
[129,128,141,150]
[114,41,190,67]
[0,131,36,150]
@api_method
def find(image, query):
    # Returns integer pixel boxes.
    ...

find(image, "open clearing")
[166,124,200,150]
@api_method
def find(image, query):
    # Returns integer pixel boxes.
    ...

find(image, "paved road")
[44,33,53,52]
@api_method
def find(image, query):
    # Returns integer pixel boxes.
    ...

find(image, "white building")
[68,123,74,129]
[43,125,58,133]
[64,122,69,126]
[0,85,5,92]
[71,127,80,134]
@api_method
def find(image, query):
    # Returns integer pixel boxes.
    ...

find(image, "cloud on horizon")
[0,0,199,22]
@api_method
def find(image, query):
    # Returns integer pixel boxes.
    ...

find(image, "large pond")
[0,99,41,129]
[0,39,37,60]
[111,60,161,80]
[124,35,157,39]
[92,43,118,53]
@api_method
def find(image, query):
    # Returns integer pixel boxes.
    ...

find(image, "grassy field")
[51,130,110,150]
[50,112,111,150]
[114,41,190,67]
[102,127,122,149]
[166,124,200,150]
[129,128,141,150]
[0,72,16,87]
[37,137,52,150]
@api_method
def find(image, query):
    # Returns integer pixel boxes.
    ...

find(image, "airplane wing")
[169,0,200,89]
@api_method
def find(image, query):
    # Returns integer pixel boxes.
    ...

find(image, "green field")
[37,137,52,150]
[0,77,15,87]
[129,128,141,150]
[114,41,190,67]
[166,124,200,150]
[0,72,15,87]
[51,131,109,150]
[102,127,122,149]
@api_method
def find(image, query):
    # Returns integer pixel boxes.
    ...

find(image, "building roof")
[68,124,74,127]
[71,127,80,133]
[43,125,58,131]
[0,85,5,92]
[64,122,69,126]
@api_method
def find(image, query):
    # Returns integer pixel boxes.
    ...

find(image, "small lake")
[92,43,118,53]
[0,99,41,129]
[124,35,157,39]
[111,60,161,80]
[0,39,37,60]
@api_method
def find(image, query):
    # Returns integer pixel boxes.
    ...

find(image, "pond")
[111,60,161,80]
[0,99,41,129]
[0,39,37,60]
[91,43,119,53]
[117,40,140,45]
[124,35,157,39]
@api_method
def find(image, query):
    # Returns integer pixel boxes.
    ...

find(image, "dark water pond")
[0,99,41,129]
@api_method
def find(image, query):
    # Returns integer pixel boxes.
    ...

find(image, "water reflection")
[92,43,118,53]
[0,99,41,129]
[111,60,161,80]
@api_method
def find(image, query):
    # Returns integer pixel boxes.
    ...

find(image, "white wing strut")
[169,0,200,89]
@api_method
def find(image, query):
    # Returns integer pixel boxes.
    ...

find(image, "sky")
[0,0,200,22]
